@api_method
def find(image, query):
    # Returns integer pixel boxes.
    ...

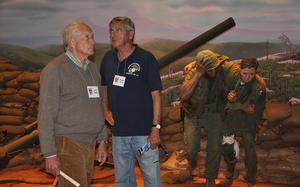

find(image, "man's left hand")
[96,142,108,166]
[227,90,237,102]
[148,128,160,149]
[242,104,255,114]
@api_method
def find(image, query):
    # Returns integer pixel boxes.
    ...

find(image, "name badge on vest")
[87,86,100,98]
[113,75,126,87]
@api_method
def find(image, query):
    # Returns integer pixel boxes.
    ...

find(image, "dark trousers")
[223,130,257,183]
[184,112,223,180]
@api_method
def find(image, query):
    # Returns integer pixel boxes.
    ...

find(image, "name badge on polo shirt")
[87,86,100,98]
[113,75,126,87]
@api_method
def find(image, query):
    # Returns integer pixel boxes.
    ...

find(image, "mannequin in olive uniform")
[180,50,239,186]
[222,57,266,186]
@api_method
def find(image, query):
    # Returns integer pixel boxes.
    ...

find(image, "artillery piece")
[0,17,236,168]
[158,17,235,68]
[0,121,39,167]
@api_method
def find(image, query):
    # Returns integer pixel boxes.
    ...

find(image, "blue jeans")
[112,136,162,187]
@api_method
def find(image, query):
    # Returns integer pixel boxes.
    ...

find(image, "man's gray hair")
[109,16,135,32]
[62,21,92,49]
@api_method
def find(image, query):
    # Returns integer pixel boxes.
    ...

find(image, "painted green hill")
[35,44,65,57]
[140,38,186,59]
[1,39,300,72]
[36,43,111,68]
[0,44,53,71]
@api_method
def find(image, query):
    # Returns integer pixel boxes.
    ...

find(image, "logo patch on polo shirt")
[127,63,140,76]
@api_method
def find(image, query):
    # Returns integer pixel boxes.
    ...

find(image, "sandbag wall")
[160,105,185,154]
[0,57,40,141]
[160,102,300,185]
[259,99,300,148]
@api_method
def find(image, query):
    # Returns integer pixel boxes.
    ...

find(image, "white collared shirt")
[65,50,90,71]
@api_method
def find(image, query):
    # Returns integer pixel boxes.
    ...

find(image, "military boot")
[205,178,216,187]
[244,174,256,187]
[246,183,257,187]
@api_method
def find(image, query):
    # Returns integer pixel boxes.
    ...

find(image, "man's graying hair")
[62,21,92,50]
[110,16,135,32]
[109,16,135,42]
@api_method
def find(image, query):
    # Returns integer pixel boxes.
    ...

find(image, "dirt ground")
[0,164,297,187]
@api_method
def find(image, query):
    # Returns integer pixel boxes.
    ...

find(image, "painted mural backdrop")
[0,0,300,186]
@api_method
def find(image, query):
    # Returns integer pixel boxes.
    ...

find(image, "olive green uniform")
[182,56,239,180]
[223,76,266,184]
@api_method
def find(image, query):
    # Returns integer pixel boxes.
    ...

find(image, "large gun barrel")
[158,17,236,69]
[0,129,39,159]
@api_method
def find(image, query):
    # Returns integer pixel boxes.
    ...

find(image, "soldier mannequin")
[222,57,266,187]
[180,50,239,187]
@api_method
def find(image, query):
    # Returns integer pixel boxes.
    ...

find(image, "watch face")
[153,124,161,129]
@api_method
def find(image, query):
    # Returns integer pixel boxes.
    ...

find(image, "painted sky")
[0,0,299,47]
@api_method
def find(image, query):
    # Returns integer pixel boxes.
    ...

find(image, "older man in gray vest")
[38,21,108,187]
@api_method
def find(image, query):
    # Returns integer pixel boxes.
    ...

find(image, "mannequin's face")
[240,67,256,83]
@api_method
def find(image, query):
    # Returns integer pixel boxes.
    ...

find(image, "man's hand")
[104,110,114,126]
[196,59,212,74]
[148,128,160,149]
[45,156,60,176]
[183,61,196,75]
[101,85,114,126]
[195,62,206,74]
[227,90,237,102]
[96,142,108,166]
[242,104,255,114]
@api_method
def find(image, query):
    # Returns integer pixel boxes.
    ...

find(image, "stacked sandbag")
[263,98,292,125]
[160,105,185,153]
[258,99,300,149]
[0,57,40,136]
[256,147,300,184]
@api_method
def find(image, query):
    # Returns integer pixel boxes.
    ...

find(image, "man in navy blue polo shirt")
[100,16,162,187]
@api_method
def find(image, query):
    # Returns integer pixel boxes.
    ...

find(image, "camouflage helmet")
[196,50,221,71]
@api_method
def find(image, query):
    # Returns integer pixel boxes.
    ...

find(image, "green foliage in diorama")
[36,43,111,69]
[259,57,300,99]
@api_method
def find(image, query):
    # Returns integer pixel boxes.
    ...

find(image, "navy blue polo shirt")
[100,46,162,136]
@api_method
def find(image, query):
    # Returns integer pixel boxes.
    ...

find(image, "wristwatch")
[99,140,108,144]
[152,124,161,129]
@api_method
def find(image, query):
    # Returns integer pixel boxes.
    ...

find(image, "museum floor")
[0,164,297,187]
